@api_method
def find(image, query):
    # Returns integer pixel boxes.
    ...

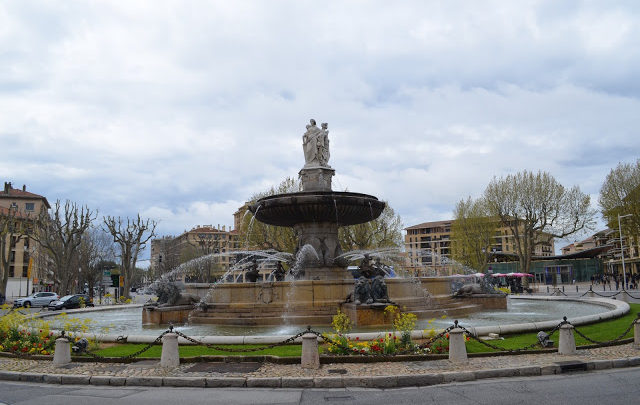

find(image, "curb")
[1,357,639,389]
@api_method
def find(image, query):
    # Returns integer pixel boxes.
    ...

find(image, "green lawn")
[89,303,639,358]
[465,303,640,353]
[93,343,302,358]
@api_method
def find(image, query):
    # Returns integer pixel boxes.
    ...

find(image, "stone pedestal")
[558,324,576,355]
[299,166,334,192]
[161,333,180,368]
[142,305,192,325]
[301,333,320,369]
[619,290,631,303]
[53,337,71,366]
[341,302,391,326]
[293,222,343,268]
[448,328,468,363]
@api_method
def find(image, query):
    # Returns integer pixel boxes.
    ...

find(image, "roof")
[1,183,50,209]
[405,220,453,230]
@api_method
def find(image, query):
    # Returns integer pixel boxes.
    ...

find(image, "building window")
[25,203,35,211]
[22,265,28,277]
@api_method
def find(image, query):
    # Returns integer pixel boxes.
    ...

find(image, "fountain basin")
[38,296,628,344]
[249,191,385,227]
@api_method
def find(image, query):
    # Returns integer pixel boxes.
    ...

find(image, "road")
[0,367,639,405]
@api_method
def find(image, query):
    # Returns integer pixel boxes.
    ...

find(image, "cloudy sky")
[1,1,639,258]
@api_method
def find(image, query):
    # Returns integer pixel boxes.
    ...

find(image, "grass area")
[92,343,302,358]
[88,303,640,358]
[465,302,640,353]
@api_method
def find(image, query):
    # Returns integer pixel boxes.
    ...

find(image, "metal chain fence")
[3,314,639,360]
[579,288,640,299]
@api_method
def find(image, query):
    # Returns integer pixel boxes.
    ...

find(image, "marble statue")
[303,119,330,167]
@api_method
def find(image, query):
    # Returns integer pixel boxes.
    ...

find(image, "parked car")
[13,292,59,308]
[48,294,94,311]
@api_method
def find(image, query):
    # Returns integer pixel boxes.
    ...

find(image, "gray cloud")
[1,1,639,255]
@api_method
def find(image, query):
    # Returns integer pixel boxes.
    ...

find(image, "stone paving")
[1,343,639,381]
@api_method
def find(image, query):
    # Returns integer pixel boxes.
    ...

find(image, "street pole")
[618,213,632,290]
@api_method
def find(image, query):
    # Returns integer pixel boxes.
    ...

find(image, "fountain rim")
[248,190,386,227]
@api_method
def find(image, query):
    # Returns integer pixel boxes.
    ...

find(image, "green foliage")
[451,196,497,272]
[0,305,56,355]
[484,170,595,273]
[338,204,403,252]
[599,159,640,243]
[238,177,300,253]
[331,309,352,334]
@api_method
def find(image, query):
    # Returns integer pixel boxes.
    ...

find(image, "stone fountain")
[249,119,385,280]
[143,119,501,327]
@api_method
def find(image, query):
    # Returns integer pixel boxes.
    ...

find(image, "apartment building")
[0,182,51,297]
[150,224,240,282]
[404,219,555,275]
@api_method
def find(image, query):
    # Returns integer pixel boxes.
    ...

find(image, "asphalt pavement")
[1,366,639,405]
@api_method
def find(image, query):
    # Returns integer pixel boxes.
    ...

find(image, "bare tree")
[484,170,596,275]
[0,207,29,295]
[30,200,96,295]
[103,215,156,299]
[77,227,115,298]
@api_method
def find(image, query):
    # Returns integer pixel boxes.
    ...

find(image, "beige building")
[150,224,240,283]
[0,182,51,297]
[404,219,555,275]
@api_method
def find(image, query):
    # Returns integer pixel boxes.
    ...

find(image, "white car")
[13,292,59,308]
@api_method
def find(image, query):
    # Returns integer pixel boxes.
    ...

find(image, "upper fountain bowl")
[249,191,385,227]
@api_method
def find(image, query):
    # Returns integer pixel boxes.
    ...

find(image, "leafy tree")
[450,196,498,272]
[338,204,403,251]
[484,170,595,274]
[30,200,96,295]
[238,177,300,253]
[103,215,156,299]
[599,159,640,243]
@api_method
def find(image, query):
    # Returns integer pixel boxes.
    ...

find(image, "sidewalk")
[1,343,639,388]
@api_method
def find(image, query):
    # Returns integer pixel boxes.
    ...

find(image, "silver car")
[13,292,59,308]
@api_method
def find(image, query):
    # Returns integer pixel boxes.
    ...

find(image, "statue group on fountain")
[347,254,393,305]
[303,119,330,168]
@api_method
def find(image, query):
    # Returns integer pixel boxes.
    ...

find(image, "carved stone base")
[341,302,392,326]
[299,166,335,192]
[142,305,192,325]
[294,222,343,268]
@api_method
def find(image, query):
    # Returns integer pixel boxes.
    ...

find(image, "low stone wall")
[142,305,193,325]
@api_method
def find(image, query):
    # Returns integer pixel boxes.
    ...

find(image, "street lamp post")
[618,213,632,290]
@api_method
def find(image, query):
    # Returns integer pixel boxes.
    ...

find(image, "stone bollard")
[160,333,180,368]
[53,334,71,366]
[634,316,640,350]
[448,323,468,363]
[588,286,595,298]
[619,291,630,303]
[558,320,576,355]
[301,332,320,369]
